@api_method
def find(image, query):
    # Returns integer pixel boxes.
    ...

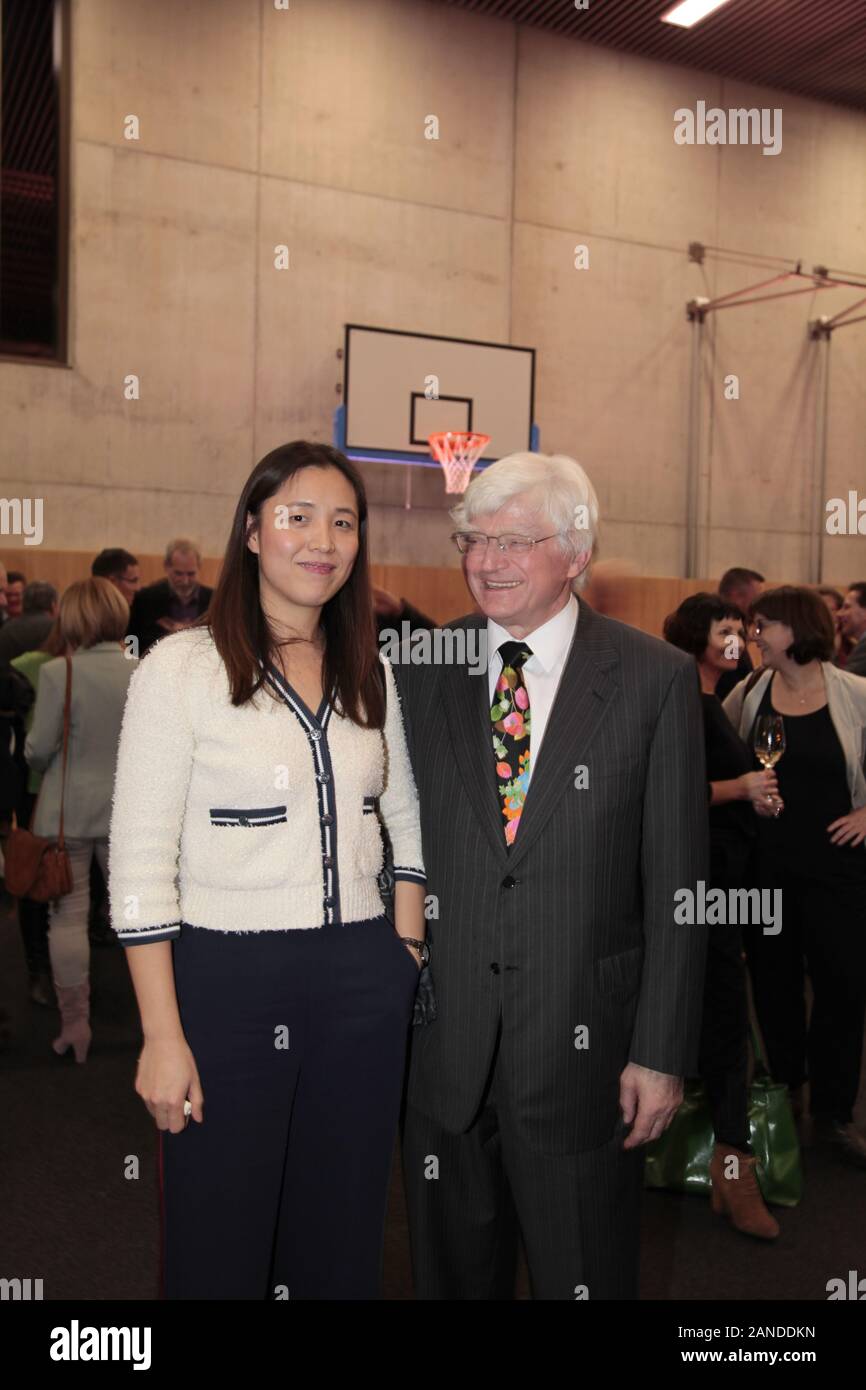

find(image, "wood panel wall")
[0,548,778,640]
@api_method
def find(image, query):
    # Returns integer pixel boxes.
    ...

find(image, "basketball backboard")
[335,324,537,470]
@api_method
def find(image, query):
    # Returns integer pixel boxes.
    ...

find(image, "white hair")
[450,451,600,591]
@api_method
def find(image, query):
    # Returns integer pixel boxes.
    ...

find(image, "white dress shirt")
[486,595,579,785]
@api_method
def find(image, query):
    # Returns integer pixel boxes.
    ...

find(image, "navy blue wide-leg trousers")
[160,917,418,1299]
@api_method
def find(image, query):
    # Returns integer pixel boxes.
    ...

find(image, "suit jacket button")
[490,962,501,974]
[501,875,517,889]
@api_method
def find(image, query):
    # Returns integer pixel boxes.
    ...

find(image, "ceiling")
[435,0,866,113]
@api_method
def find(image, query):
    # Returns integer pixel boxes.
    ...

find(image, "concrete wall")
[2,0,865,582]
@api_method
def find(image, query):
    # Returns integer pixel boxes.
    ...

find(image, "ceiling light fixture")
[661,0,734,29]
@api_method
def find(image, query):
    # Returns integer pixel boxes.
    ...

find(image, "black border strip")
[343,322,536,456]
[264,666,341,926]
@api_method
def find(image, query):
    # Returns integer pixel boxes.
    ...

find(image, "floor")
[1,895,864,1302]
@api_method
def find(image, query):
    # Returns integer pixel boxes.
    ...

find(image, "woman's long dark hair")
[205,441,384,728]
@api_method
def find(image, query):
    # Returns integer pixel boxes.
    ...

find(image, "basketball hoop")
[429,431,491,494]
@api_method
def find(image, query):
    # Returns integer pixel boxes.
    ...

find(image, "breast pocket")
[197,804,292,890]
[209,805,288,827]
[589,757,646,789]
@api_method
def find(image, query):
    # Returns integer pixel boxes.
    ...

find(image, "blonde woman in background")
[25,578,138,1063]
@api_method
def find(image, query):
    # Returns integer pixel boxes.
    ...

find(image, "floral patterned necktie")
[491,640,533,848]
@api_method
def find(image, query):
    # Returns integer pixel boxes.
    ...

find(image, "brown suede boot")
[52,980,91,1064]
[709,1142,780,1240]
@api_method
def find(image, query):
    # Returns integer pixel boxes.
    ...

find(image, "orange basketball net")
[428,431,491,493]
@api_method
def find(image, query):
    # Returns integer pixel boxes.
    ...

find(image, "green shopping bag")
[644,1023,802,1207]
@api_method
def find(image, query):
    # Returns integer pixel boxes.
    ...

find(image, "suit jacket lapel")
[442,622,511,868]
[507,601,619,870]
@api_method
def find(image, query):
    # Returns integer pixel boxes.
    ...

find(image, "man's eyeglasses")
[451,531,563,556]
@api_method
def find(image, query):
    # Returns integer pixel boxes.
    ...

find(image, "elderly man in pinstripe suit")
[394,452,709,1300]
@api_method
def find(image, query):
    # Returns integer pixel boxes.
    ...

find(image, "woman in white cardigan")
[109,441,428,1299]
[723,585,866,1168]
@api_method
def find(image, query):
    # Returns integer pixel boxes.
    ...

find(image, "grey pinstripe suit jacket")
[394,600,709,1155]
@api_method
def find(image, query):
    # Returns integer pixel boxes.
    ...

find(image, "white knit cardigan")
[108,628,425,943]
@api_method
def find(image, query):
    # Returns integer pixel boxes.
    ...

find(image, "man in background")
[714,567,765,701]
[128,538,212,656]
[0,561,11,1048]
[0,581,57,668]
[0,562,11,837]
[838,584,866,677]
[372,587,435,644]
[0,581,58,837]
[92,548,141,607]
[5,571,26,620]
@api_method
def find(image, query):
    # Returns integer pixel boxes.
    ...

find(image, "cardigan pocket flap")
[209,805,288,827]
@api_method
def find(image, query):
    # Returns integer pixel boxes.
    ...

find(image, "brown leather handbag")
[5,655,74,902]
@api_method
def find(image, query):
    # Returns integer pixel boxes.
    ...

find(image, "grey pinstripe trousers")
[401,1022,645,1301]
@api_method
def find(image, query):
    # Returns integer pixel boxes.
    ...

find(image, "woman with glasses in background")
[724,586,866,1168]
[664,593,780,1239]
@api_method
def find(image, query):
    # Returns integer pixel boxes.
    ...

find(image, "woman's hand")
[394,880,426,973]
[828,807,866,847]
[135,1035,204,1133]
[741,770,782,816]
[399,938,423,971]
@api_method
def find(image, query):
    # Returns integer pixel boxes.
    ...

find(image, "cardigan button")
[309,729,323,741]
[317,773,330,784]
[321,813,334,825]
[237,815,250,827]
[322,855,333,867]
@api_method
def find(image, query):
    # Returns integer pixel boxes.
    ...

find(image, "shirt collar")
[487,594,579,674]
[170,584,200,604]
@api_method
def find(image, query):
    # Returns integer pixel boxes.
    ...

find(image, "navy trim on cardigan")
[119,922,182,946]
[263,664,342,926]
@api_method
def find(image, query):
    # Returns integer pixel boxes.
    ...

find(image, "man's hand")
[618,1062,683,1149]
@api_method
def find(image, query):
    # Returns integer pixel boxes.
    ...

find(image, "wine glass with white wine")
[753,715,785,816]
